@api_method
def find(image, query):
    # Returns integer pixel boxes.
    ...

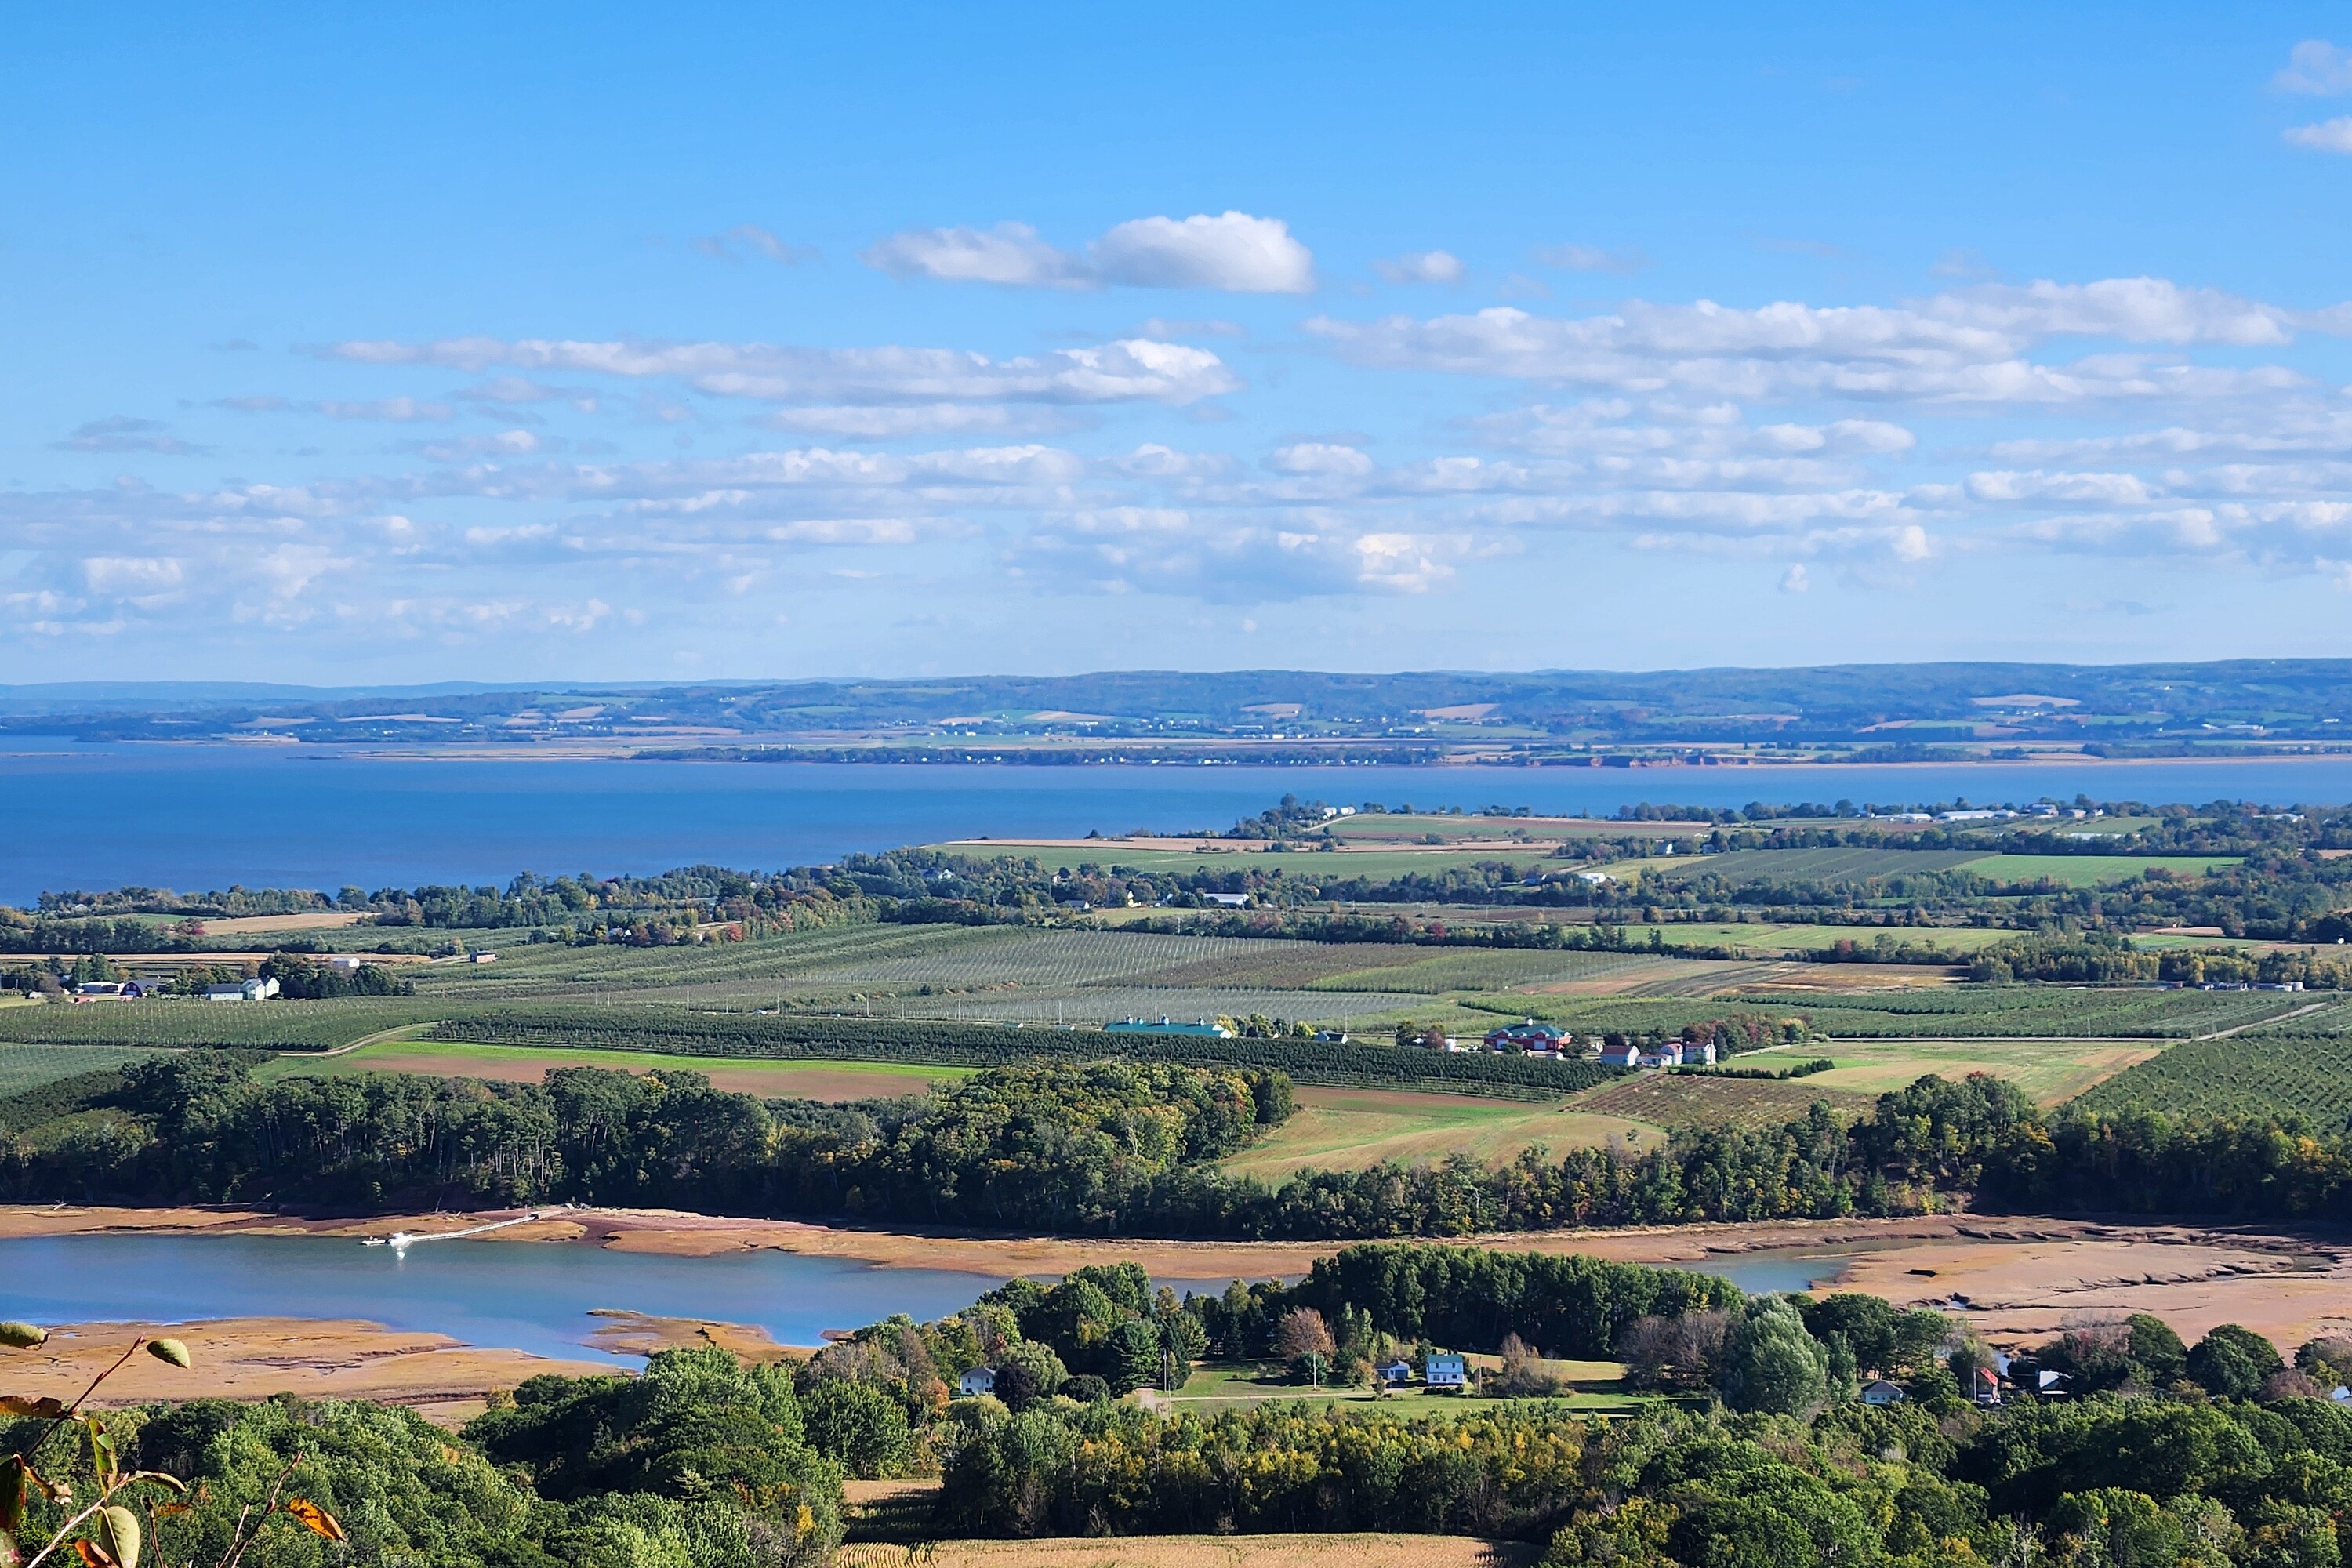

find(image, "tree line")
[19,1051,2352,1236]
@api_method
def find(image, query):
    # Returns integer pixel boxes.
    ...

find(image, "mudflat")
[7,1204,2350,1350]
[0,1316,611,1426]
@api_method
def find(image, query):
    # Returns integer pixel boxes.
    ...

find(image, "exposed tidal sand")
[8,1204,2350,1357]
[0,1316,611,1427]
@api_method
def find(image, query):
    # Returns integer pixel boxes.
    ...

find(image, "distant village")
[1107,1014,1720,1068]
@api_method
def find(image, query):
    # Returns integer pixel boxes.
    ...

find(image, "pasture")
[1613,922,2009,956]
[1746,1036,2165,1102]
[1162,1357,1646,1416]
[1635,848,2241,889]
[1571,1073,1878,1131]
[0,1041,170,1098]
[1216,1085,1654,1180]
[1643,848,1985,884]
[1956,853,2243,887]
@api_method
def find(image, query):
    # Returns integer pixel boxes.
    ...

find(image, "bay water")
[0,1232,1865,1363]
[6,742,2352,906]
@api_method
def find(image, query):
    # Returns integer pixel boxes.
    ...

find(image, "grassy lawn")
[1573,1073,1878,1130]
[1615,923,2011,956]
[1951,853,2241,887]
[1745,1036,2165,1103]
[0,1041,175,1098]
[1219,1085,1656,1179]
[256,1038,974,1099]
[1164,1358,1654,1416]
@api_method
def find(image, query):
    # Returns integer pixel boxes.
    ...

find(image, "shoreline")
[8,1203,2352,1347]
[0,1316,614,1427]
[9,1207,2352,1413]
[16,741,2352,770]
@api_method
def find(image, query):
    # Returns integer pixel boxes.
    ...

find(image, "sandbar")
[0,1316,610,1428]
[7,1204,2349,1351]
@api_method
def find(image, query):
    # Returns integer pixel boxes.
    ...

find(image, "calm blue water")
[5,746,2352,905]
[0,1233,1277,1366]
[0,1232,1859,1364]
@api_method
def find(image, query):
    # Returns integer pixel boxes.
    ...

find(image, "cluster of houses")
[68,980,148,1003]
[1596,1036,1716,1069]
[67,976,279,1003]
[64,956,394,1004]
[1861,1367,2025,1406]
[1443,1019,1719,1069]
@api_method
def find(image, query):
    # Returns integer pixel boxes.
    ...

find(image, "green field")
[409,924,1781,1025]
[2072,1024,2352,1125]
[1612,922,2013,956]
[1164,1358,1653,1415]
[252,1037,975,1098]
[0,1042,172,1097]
[0,996,450,1048]
[1484,985,2304,1040]
[937,841,1559,881]
[1572,1073,1878,1130]
[1956,853,2242,887]
[1217,1084,1653,1179]
[1637,847,2241,888]
[1733,1036,2165,1102]
[1308,948,1664,993]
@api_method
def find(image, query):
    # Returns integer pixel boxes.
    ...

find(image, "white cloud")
[2277,40,2352,94]
[860,222,1087,288]
[1089,212,1315,292]
[2285,116,2352,152]
[1966,469,2161,506]
[1780,564,1809,593]
[1534,244,1650,274]
[860,211,1313,293]
[328,336,1239,405]
[1374,250,1465,284]
[752,404,1073,439]
[1308,277,2349,405]
[82,557,184,595]
[763,517,925,546]
[1932,278,2302,346]
[1266,443,1375,476]
[1011,506,1463,599]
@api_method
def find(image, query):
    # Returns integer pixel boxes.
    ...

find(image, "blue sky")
[6,4,2352,683]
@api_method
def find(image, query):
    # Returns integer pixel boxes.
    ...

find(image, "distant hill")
[7,661,2352,759]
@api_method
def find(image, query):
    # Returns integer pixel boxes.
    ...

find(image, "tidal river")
[0,1232,1867,1365]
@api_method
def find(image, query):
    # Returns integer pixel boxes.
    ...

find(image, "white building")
[958,1367,996,1396]
[1424,1354,1469,1390]
[205,977,279,1002]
